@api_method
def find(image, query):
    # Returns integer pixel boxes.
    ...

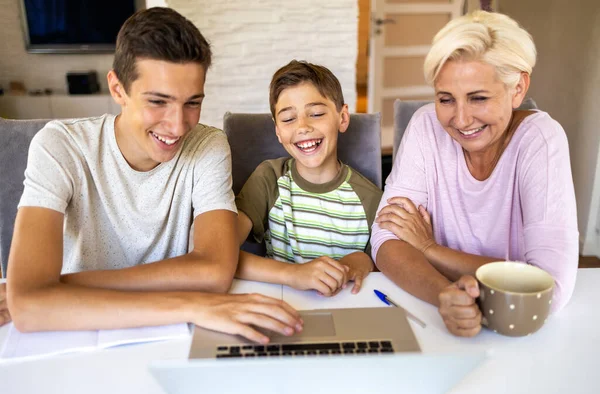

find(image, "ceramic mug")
[475,262,554,337]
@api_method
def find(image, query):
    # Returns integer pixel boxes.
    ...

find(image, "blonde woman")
[371,11,578,337]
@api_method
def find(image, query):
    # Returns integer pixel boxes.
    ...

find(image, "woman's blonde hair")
[423,11,536,88]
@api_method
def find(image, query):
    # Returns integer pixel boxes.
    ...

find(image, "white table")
[1,270,599,394]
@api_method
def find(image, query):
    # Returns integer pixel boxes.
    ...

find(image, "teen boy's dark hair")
[269,60,345,118]
[113,7,212,93]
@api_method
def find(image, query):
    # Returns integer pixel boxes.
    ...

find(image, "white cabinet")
[0,94,120,119]
[0,96,53,119]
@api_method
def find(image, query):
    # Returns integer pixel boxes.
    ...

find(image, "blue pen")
[374,289,427,328]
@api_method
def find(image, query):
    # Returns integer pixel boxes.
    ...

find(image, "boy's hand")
[338,252,374,294]
[287,257,349,296]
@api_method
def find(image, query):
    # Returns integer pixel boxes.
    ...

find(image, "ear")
[107,70,128,107]
[338,104,350,134]
[511,72,531,109]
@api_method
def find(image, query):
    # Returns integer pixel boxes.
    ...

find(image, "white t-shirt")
[19,114,236,273]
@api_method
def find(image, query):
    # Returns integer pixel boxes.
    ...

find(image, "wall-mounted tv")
[20,0,141,54]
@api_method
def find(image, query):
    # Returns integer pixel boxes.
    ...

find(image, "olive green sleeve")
[235,158,287,243]
[347,166,383,254]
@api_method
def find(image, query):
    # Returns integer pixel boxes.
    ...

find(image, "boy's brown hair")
[269,60,345,118]
[113,7,212,93]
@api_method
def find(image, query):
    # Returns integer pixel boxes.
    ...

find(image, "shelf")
[0,94,119,119]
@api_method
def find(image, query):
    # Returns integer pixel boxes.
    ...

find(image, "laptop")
[149,352,486,394]
[188,307,420,359]
[149,307,485,393]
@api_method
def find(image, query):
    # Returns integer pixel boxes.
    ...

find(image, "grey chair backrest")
[224,112,382,194]
[392,97,539,159]
[224,112,382,256]
[0,118,51,277]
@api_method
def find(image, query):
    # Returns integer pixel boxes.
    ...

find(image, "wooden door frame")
[367,0,465,150]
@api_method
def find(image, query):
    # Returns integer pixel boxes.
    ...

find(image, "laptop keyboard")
[215,340,394,358]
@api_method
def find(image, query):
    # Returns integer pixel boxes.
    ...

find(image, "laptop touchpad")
[272,311,336,340]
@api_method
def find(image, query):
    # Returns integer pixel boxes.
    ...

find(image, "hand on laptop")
[286,256,349,297]
[438,275,482,337]
[0,283,11,326]
[192,293,303,344]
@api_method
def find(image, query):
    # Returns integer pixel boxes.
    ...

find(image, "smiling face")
[108,59,206,171]
[434,60,528,162]
[274,82,349,183]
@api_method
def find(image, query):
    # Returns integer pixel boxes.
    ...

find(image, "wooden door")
[368,0,464,152]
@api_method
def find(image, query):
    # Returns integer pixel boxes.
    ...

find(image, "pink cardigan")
[371,104,578,312]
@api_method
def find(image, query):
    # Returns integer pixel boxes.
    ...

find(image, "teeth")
[152,132,180,145]
[458,126,485,136]
[299,141,316,148]
[295,139,322,149]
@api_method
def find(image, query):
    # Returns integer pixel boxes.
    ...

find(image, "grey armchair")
[0,118,51,277]
[392,97,539,159]
[223,112,382,256]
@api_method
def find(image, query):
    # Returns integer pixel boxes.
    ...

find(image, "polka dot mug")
[476,262,554,337]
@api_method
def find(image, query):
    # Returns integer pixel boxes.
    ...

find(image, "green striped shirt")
[235,158,382,264]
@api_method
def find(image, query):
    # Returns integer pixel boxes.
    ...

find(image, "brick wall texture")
[167,0,358,127]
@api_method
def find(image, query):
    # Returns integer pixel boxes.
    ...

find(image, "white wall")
[165,0,358,128]
[146,0,167,7]
[0,0,358,129]
[501,0,600,256]
[0,0,114,94]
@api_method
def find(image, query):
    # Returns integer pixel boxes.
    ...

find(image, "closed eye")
[186,101,202,108]
[470,96,489,102]
[149,99,167,105]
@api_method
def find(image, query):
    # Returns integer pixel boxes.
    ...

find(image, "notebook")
[0,322,190,361]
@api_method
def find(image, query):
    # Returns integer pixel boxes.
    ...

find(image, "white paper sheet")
[0,323,190,361]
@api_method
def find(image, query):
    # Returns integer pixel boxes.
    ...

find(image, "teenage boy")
[4,8,301,345]
[235,61,382,296]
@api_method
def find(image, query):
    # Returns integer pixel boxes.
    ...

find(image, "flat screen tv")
[20,0,140,53]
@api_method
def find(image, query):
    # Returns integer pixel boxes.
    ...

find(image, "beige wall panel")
[383,56,427,87]
[384,14,450,46]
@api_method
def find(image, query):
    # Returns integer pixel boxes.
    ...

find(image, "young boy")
[235,60,383,296]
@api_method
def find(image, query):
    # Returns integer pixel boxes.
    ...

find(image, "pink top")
[371,104,578,312]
